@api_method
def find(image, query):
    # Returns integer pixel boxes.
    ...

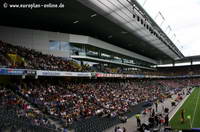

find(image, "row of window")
[49,40,70,51]
[48,40,151,67]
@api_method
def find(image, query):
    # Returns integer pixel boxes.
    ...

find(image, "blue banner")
[0,68,25,75]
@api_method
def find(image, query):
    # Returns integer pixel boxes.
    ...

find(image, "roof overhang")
[0,0,183,62]
[175,55,200,63]
[78,0,184,60]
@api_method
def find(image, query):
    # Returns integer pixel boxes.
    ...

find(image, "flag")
[7,53,26,66]
[7,53,17,66]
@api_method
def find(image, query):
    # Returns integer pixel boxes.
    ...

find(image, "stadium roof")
[175,55,200,63]
[0,0,184,63]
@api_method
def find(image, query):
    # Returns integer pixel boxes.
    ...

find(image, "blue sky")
[137,0,200,56]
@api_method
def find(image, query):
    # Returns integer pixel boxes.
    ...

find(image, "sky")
[136,0,200,57]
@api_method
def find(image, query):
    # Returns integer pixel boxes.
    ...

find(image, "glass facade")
[70,43,85,56]
[48,41,152,68]
[49,40,70,51]
[49,40,60,51]
[69,42,152,67]
[60,41,70,51]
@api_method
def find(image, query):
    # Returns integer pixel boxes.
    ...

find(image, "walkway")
[104,88,190,132]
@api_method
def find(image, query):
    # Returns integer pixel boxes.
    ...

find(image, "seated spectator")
[0,84,56,131]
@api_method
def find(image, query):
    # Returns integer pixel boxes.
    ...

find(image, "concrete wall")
[0,26,70,57]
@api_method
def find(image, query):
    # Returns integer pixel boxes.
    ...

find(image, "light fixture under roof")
[121,31,128,34]
[73,20,79,24]
[90,14,97,18]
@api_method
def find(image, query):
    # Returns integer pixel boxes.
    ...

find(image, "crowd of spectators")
[2,40,200,131]
[157,65,200,76]
[0,84,57,131]
[2,40,200,77]
[122,68,200,77]
[158,78,200,89]
[0,77,200,131]
[11,78,200,126]
[0,40,90,71]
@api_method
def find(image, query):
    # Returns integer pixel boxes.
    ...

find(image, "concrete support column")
[172,62,175,67]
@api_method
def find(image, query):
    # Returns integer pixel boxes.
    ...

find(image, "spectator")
[164,114,169,126]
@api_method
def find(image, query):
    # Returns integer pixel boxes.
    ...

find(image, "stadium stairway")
[5,84,62,132]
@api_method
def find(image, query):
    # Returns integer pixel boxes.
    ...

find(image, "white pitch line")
[169,88,194,121]
[191,88,200,127]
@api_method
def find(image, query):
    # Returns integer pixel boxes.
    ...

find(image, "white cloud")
[137,0,200,56]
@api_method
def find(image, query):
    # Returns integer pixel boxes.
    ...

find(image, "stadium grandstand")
[0,0,200,132]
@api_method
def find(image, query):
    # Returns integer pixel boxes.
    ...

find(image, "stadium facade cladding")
[0,26,156,70]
